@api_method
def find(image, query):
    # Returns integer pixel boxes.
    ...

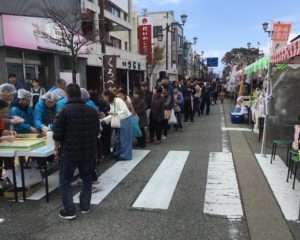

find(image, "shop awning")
[244,56,270,74]
[271,38,300,64]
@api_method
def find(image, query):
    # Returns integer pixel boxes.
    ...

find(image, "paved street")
[0,103,254,240]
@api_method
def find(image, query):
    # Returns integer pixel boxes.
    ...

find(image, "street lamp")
[193,36,198,45]
[180,14,188,26]
[260,21,274,157]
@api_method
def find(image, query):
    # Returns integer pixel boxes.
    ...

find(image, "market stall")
[0,134,55,202]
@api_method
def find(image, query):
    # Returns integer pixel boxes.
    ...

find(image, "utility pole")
[99,0,106,91]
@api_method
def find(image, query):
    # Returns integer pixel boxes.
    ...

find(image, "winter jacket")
[48,86,57,93]
[53,97,100,162]
[56,97,68,112]
[132,98,147,128]
[33,100,56,130]
[11,103,34,134]
[150,95,165,122]
[86,100,98,111]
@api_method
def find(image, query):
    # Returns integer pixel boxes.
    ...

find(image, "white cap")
[0,84,16,94]
[17,89,32,99]
[51,89,65,101]
[80,88,90,100]
[41,92,52,100]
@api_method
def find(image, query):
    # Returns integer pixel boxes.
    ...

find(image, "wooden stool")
[270,139,292,164]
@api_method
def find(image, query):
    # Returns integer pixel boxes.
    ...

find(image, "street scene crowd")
[0,73,224,219]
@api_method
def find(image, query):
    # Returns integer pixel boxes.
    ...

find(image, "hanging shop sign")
[138,17,153,65]
[271,22,292,53]
[271,38,300,64]
[104,55,117,86]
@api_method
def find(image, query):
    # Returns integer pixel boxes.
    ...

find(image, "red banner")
[272,23,291,42]
[139,25,152,64]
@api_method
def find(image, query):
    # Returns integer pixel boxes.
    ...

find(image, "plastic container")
[230,114,244,124]
[46,130,54,148]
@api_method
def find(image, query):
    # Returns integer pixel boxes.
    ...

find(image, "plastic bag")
[168,109,178,125]
[132,115,142,137]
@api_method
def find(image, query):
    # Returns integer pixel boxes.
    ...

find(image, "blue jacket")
[34,100,57,130]
[56,97,68,112]
[48,86,57,93]
[11,105,34,134]
[86,100,97,111]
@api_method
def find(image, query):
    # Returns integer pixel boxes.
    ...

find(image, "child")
[219,89,226,104]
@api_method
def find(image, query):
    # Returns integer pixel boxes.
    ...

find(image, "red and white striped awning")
[271,38,300,64]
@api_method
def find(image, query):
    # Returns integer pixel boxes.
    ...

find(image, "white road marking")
[27,171,59,200]
[73,150,150,205]
[0,219,5,223]
[132,151,190,210]
[255,154,300,221]
[222,127,251,132]
[220,105,230,153]
[204,152,243,219]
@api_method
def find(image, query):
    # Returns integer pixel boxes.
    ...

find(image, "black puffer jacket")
[53,97,99,162]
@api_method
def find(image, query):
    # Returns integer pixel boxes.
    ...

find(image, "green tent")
[244,56,270,74]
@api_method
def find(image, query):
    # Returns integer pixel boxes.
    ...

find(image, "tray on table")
[0,139,46,151]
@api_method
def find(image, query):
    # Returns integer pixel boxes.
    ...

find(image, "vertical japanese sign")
[138,17,153,64]
[271,22,292,53]
[103,55,117,86]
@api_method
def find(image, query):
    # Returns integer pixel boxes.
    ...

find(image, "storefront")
[0,14,87,89]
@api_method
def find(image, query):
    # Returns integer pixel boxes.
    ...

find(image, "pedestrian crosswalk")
[73,150,150,205]
[132,151,190,210]
[204,152,243,219]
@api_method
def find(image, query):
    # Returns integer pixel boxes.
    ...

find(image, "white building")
[82,0,147,93]
[145,11,184,85]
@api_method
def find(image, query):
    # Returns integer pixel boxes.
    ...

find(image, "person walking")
[149,87,164,145]
[102,90,133,160]
[53,84,99,220]
[200,82,212,115]
[30,79,46,109]
[182,78,195,122]
[194,81,202,117]
[132,90,147,148]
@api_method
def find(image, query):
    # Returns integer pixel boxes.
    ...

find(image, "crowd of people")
[0,73,225,220]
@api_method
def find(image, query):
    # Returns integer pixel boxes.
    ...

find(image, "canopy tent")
[244,56,270,75]
[271,38,300,64]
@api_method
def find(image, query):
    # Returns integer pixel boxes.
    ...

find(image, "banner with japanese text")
[103,55,117,86]
[271,22,292,53]
[138,17,153,64]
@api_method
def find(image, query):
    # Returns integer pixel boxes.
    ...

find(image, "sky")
[133,0,300,75]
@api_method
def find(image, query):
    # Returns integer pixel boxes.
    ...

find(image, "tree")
[146,46,165,85]
[34,4,98,83]
[222,47,259,78]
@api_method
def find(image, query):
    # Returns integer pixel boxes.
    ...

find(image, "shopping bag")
[164,110,171,120]
[168,109,178,125]
[111,115,120,128]
[132,115,142,137]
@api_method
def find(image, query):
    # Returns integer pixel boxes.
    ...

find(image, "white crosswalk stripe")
[73,150,150,205]
[204,152,243,219]
[132,151,189,210]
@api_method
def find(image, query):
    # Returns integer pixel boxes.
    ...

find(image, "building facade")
[83,0,146,94]
[145,11,184,85]
[0,0,88,89]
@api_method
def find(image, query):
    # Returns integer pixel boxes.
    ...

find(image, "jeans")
[174,112,183,130]
[59,159,94,214]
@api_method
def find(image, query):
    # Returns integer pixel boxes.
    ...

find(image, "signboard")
[272,23,291,41]
[1,15,88,56]
[271,22,292,53]
[207,58,218,67]
[138,17,153,65]
[103,55,117,86]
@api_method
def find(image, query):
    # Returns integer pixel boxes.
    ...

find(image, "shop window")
[110,36,122,49]
[153,26,162,38]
